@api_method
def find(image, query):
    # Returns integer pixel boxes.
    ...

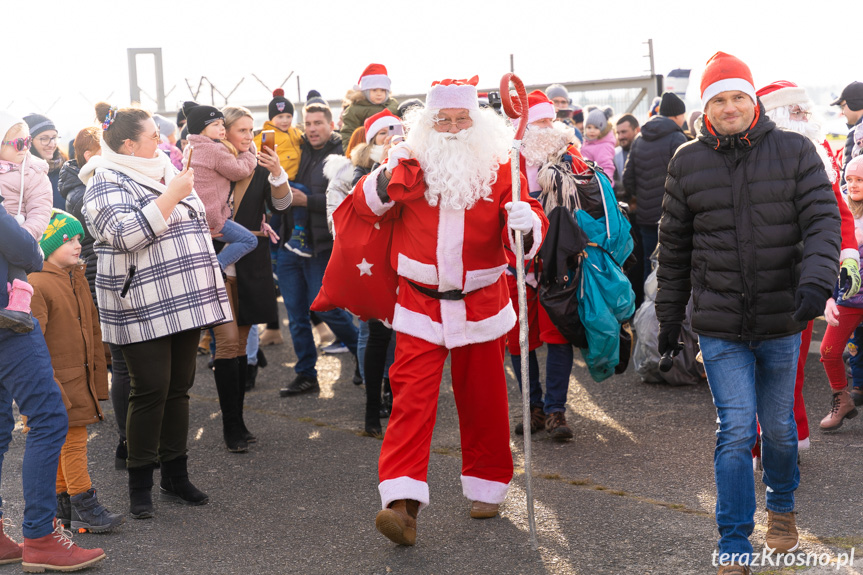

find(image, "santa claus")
[755,80,860,456]
[351,76,547,546]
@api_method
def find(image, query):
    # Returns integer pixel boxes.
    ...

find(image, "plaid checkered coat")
[83,168,232,345]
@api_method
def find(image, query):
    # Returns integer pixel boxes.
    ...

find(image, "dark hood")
[57,159,82,201]
[640,115,685,142]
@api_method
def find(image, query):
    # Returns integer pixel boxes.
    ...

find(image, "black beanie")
[182,101,224,136]
[268,89,294,120]
[22,113,56,138]
[659,92,686,118]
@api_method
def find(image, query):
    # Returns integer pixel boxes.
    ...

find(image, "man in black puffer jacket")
[656,52,840,574]
[830,81,863,185]
[622,91,688,278]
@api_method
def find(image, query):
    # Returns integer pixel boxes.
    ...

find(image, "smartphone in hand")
[261,130,276,154]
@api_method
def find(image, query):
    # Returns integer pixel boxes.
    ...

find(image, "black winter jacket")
[58,160,98,306]
[279,133,343,256]
[842,116,863,185]
[622,115,688,227]
[656,102,841,340]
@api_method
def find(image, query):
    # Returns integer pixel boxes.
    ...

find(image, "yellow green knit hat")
[40,209,84,258]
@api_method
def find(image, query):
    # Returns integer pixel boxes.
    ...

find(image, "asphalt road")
[4,317,862,574]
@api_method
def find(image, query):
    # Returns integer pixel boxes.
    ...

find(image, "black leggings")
[121,329,200,468]
[109,343,131,443]
[364,319,394,422]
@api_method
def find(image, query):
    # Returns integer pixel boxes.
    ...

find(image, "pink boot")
[0,280,34,333]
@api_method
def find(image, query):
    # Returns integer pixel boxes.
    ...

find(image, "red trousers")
[821,307,863,390]
[378,333,513,511]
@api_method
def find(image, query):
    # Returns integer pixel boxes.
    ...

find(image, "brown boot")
[546,411,574,442]
[717,564,751,574]
[514,406,545,435]
[0,519,22,565]
[765,510,799,553]
[22,522,105,572]
[469,501,500,519]
[375,499,419,546]
[819,389,859,432]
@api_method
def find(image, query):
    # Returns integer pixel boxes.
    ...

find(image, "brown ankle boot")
[819,389,859,432]
[0,519,22,565]
[375,499,419,546]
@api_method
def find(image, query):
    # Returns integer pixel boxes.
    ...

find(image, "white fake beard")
[521,122,577,167]
[369,145,384,164]
[406,108,512,210]
[769,105,836,181]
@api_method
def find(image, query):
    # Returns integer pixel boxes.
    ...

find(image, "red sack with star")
[311,189,398,323]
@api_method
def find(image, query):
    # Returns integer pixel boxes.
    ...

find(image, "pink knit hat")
[847,156,863,180]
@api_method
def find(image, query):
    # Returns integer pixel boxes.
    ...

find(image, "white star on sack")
[357,258,374,276]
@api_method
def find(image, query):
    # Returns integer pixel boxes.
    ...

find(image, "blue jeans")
[698,334,801,562]
[357,321,369,384]
[544,343,574,413]
[246,324,259,365]
[216,219,258,270]
[639,224,658,281]
[0,321,68,539]
[275,246,358,378]
[849,326,863,388]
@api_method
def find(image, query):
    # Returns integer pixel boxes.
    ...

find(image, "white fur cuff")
[268,168,288,187]
[379,477,430,512]
[461,475,510,504]
[363,166,395,216]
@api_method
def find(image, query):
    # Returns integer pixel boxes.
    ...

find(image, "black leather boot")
[159,455,209,506]
[128,463,156,519]
[213,358,248,453]
[236,356,256,443]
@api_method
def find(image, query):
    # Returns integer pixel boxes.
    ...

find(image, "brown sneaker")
[375,499,419,546]
[546,411,574,442]
[469,501,500,519]
[819,389,859,432]
[717,564,751,575]
[765,510,799,553]
[514,406,546,435]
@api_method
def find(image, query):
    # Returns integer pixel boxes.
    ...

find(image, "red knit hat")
[358,63,391,92]
[526,90,556,125]
[700,51,756,110]
[363,110,403,144]
[755,80,808,112]
[426,76,480,111]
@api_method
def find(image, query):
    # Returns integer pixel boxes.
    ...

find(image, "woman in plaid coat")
[82,105,231,520]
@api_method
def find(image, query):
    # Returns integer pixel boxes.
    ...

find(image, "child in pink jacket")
[182,102,257,273]
[0,111,52,333]
[580,106,617,180]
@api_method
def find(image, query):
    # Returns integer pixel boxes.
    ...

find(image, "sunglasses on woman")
[1,136,32,151]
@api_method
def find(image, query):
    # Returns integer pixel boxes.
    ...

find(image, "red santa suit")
[353,157,547,511]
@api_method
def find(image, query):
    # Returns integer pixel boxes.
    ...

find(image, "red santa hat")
[526,90,556,125]
[358,63,391,92]
[363,109,404,144]
[700,51,757,110]
[426,76,479,111]
[755,80,808,112]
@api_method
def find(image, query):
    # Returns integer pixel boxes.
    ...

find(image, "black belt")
[406,280,466,301]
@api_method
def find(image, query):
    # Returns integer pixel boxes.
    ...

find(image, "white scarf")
[79,137,176,191]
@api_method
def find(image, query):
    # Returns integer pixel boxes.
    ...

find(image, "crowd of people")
[0,54,861,573]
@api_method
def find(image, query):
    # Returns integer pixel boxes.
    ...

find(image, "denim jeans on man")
[275,247,358,378]
[0,320,68,538]
[511,343,573,413]
[698,333,801,562]
[216,219,258,271]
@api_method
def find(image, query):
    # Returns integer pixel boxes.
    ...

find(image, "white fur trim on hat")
[528,102,555,125]
[365,116,404,144]
[701,78,757,110]
[427,84,479,111]
[758,87,809,112]
[360,74,391,92]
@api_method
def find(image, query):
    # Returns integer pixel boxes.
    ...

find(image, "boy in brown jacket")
[29,209,124,532]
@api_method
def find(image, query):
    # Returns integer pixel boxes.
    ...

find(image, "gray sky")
[4,0,856,136]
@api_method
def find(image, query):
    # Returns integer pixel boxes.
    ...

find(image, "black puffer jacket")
[656,102,841,340]
[279,133,343,256]
[842,116,863,185]
[58,159,97,306]
[622,115,687,227]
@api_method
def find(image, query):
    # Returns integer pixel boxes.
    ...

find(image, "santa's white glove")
[505,201,534,233]
[386,142,413,172]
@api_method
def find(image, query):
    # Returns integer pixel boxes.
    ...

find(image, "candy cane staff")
[347,75,547,547]
[500,72,539,550]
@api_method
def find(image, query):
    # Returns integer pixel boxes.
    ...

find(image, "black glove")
[657,322,683,356]
[792,284,829,322]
